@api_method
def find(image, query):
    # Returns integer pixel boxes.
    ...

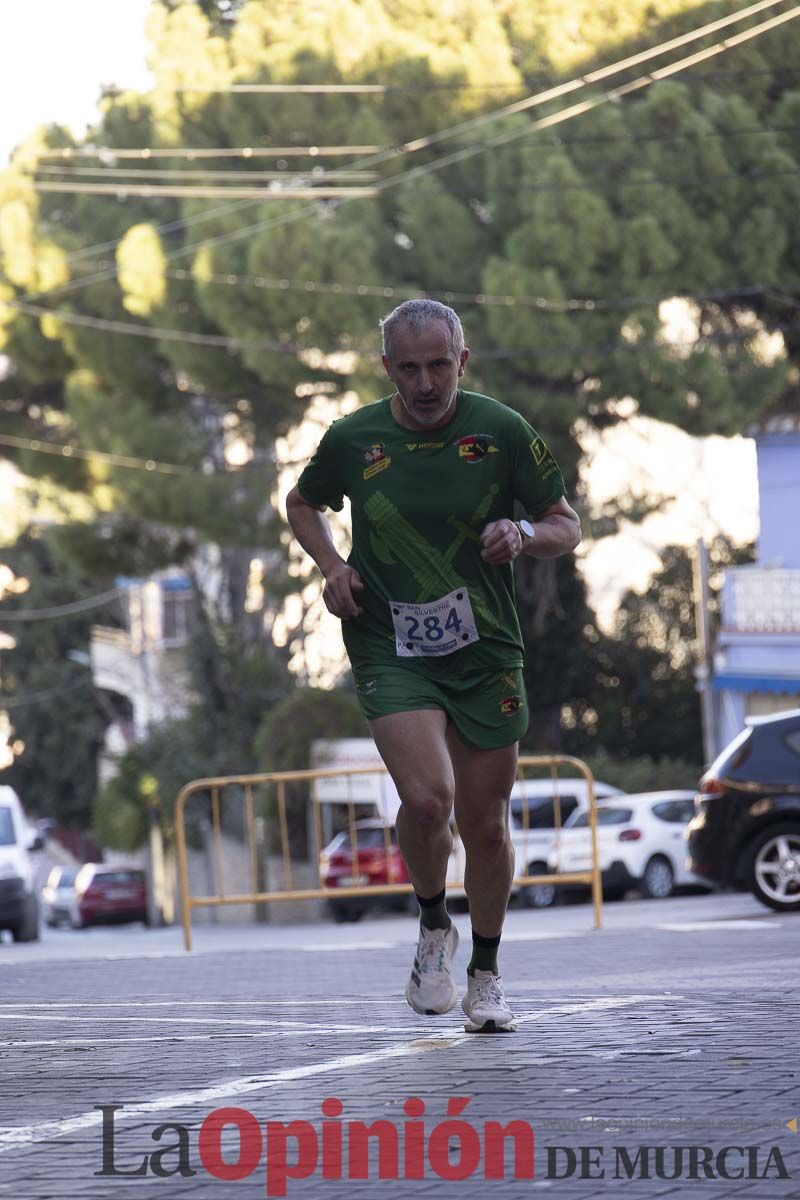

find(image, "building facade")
[711,414,800,751]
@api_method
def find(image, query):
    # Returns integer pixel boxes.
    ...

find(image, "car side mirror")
[27,833,45,853]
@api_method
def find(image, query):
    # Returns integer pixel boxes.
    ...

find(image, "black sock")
[415,888,451,931]
[467,929,501,975]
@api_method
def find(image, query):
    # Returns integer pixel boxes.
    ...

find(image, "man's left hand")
[480,519,523,565]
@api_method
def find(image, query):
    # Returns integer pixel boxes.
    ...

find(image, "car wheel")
[11,895,40,942]
[748,823,800,913]
[640,856,674,899]
[328,901,365,924]
[518,862,557,909]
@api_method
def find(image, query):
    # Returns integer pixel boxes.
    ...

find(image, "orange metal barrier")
[174,755,603,951]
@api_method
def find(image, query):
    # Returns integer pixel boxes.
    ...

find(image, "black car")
[686,709,800,912]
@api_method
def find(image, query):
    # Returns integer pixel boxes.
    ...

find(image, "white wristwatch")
[516,519,535,541]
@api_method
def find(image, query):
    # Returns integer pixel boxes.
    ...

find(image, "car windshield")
[569,808,633,828]
[652,799,695,823]
[0,807,14,846]
[339,828,397,850]
[511,796,580,828]
[56,868,78,887]
[96,871,144,885]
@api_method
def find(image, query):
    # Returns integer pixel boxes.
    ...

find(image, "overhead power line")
[35,145,383,161]
[164,270,790,313]
[36,121,800,185]
[0,588,123,621]
[33,182,379,200]
[0,676,94,709]
[168,63,800,93]
[0,432,194,476]
[23,0,799,306]
[35,166,378,182]
[31,163,800,203]
[8,297,790,358]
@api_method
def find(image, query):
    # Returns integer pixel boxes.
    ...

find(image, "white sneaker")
[461,969,517,1033]
[405,924,459,1015]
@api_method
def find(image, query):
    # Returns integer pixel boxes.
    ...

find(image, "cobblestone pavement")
[1,893,798,1199]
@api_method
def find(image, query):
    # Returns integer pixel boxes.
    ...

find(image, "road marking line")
[657,920,782,931]
[0,1000,380,1009]
[0,996,653,1152]
[0,1013,408,1032]
[0,1033,466,1151]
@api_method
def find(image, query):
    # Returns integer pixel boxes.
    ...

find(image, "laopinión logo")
[94,1100,793,1193]
[95,1097,535,1196]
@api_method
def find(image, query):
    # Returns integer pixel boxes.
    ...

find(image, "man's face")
[382,321,469,430]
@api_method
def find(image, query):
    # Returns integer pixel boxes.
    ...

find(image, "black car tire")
[748,822,800,913]
[640,855,675,899]
[328,900,366,924]
[11,894,40,942]
[518,862,557,909]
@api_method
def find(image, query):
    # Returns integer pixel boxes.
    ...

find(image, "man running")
[286,299,580,1032]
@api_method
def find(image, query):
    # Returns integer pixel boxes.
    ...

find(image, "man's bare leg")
[446,728,518,937]
[368,708,454,897]
[446,728,518,1032]
[369,709,459,1015]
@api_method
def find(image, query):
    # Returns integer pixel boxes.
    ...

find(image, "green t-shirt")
[297,389,566,676]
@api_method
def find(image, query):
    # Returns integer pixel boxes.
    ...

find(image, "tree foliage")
[1,1,795,824]
[0,531,112,826]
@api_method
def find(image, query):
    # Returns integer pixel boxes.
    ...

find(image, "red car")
[320,819,413,923]
[70,864,149,928]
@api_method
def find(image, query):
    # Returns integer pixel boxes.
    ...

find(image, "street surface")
[1,892,798,1198]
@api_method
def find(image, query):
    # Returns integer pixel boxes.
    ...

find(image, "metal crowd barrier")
[174,755,603,951]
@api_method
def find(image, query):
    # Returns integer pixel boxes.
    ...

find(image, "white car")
[0,786,40,941]
[547,790,710,900]
[41,865,78,926]
[448,777,624,909]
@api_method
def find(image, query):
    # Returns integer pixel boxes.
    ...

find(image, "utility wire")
[17,2,800,316]
[34,166,379,182]
[35,121,800,184]
[0,676,94,709]
[0,432,194,476]
[35,145,383,161]
[162,270,795,313]
[8,298,791,357]
[0,589,123,621]
[30,163,800,203]
[27,0,794,304]
[32,182,379,200]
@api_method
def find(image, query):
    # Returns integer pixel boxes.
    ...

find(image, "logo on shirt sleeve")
[530,436,560,481]
[363,443,391,479]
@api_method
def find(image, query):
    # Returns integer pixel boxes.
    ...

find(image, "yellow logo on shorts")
[500,695,522,715]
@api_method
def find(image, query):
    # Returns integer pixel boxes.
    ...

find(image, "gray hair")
[380,298,465,361]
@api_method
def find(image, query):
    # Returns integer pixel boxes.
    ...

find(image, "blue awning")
[713,673,800,694]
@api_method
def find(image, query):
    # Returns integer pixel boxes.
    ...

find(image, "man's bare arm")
[520,496,581,559]
[285,486,364,618]
[480,496,581,565]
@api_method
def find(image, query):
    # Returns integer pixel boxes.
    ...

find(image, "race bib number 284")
[389,587,479,658]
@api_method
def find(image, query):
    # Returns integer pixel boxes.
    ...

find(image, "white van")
[447,777,623,909]
[0,787,40,942]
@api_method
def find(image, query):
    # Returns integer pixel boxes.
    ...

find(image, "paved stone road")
[1,893,798,1198]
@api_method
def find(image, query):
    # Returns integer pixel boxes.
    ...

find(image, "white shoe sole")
[405,980,458,1016]
[463,1015,517,1033]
